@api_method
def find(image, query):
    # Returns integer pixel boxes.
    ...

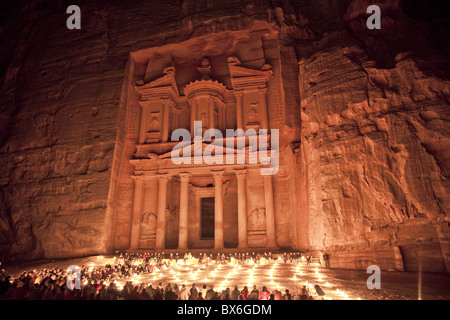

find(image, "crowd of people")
[0,252,323,300]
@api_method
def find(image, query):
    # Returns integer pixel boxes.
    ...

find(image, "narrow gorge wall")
[0,0,448,271]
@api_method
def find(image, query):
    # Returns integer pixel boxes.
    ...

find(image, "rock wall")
[296,0,449,271]
[0,0,448,271]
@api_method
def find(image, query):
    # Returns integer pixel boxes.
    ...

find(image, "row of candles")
[82,255,362,300]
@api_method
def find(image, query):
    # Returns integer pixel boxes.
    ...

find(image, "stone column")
[209,97,215,129]
[178,172,191,250]
[161,98,171,143]
[190,97,198,137]
[259,88,269,130]
[212,170,224,249]
[235,91,244,131]
[138,102,148,144]
[263,175,277,248]
[129,175,144,250]
[155,173,169,250]
[235,169,248,248]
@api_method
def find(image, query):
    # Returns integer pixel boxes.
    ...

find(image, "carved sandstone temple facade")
[110,31,303,252]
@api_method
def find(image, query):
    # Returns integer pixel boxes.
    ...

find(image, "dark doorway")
[201,197,215,239]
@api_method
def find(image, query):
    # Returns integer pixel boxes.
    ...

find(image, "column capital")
[258,87,268,94]
[131,175,144,182]
[157,173,170,182]
[143,174,158,181]
[161,97,175,107]
[179,172,192,182]
[211,170,224,180]
[234,168,247,178]
[234,90,244,98]
[188,95,199,105]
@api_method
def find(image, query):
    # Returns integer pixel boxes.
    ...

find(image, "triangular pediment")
[228,64,272,79]
[227,57,272,89]
[135,66,180,98]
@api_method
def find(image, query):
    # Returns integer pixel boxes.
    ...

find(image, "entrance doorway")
[200,197,215,240]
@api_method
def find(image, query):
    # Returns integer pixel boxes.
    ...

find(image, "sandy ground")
[4,255,450,300]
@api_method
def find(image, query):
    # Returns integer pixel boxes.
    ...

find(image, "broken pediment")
[227,56,273,90]
[135,65,180,100]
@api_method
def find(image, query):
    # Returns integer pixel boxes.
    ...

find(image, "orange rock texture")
[0,0,448,271]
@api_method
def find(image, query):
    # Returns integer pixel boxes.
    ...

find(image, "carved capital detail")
[179,172,192,182]
[157,173,170,183]
[234,168,247,178]
[143,175,158,181]
[211,170,224,180]
[161,97,175,108]
[234,90,244,98]
[132,175,144,187]
[258,87,268,94]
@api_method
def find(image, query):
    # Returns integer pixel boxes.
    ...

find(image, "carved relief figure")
[148,113,161,132]
[166,205,178,242]
[140,212,157,240]
[247,105,259,124]
[146,112,162,143]
[248,208,266,231]
[200,112,208,129]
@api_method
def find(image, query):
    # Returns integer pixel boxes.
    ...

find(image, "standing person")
[272,288,282,300]
[189,283,198,300]
[248,285,259,300]
[205,286,215,300]
[259,286,270,300]
[165,287,178,300]
[173,284,180,297]
[240,286,249,300]
[283,289,292,300]
[179,284,189,300]
[300,285,309,300]
[231,286,240,300]
[323,252,329,269]
[197,292,204,300]
[201,284,208,298]
[220,288,230,300]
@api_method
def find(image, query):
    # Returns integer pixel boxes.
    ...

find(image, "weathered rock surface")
[0,0,448,271]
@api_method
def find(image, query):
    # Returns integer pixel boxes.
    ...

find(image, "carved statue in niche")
[146,111,162,143]
[140,212,157,240]
[248,208,266,231]
[148,113,160,132]
[200,112,208,129]
[166,205,178,241]
[246,103,260,130]
[247,105,259,123]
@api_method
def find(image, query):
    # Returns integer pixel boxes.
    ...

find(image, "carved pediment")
[135,66,180,99]
[227,57,272,90]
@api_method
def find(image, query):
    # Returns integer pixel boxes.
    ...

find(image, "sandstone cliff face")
[296,0,449,271]
[0,0,448,271]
